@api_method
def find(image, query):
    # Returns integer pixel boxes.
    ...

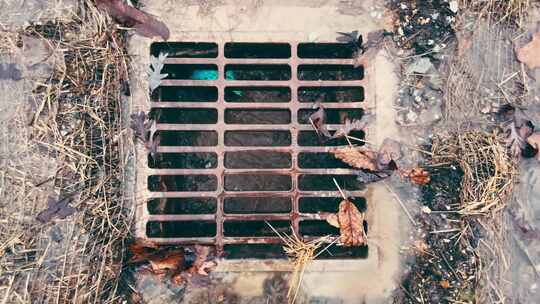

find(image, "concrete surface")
[128,0,409,302]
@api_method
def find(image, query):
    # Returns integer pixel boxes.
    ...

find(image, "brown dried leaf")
[148,250,185,273]
[337,200,367,247]
[405,167,431,185]
[326,214,339,228]
[36,195,76,223]
[516,31,540,70]
[440,280,450,289]
[95,0,170,40]
[332,146,378,171]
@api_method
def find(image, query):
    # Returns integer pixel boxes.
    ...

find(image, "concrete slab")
[128,1,408,302]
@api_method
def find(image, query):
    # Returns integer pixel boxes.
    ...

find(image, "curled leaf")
[404,167,431,185]
[309,103,332,138]
[326,213,339,228]
[95,0,170,40]
[332,146,378,171]
[377,138,402,169]
[148,52,169,93]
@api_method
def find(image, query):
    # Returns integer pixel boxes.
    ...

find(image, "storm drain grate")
[142,42,371,259]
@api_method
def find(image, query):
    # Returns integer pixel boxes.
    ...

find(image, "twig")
[382,181,417,226]
[332,178,348,200]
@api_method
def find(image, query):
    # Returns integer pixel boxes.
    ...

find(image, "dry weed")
[431,131,517,215]
[1,1,132,303]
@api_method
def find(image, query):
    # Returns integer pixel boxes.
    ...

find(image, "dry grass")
[460,0,533,26]
[430,131,517,215]
[0,1,132,303]
[428,130,517,302]
[267,223,335,304]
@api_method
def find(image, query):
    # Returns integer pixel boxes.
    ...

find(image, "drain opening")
[224,197,292,214]
[225,151,292,169]
[156,86,218,102]
[147,221,216,238]
[148,197,217,214]
[143,41,370,259]
[298,43,357,58]
[225,42,291,58]
[151,42,218,58]
[225,87,291,103]
[225,109,291,124]
[149,152,217,169]
[225,64,291,80]
[298,86,365,103]
[298,64,364,81]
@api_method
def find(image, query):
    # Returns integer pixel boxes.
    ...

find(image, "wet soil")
[395,163,479,303]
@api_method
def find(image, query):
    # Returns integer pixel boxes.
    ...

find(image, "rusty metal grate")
[140,42,372,259]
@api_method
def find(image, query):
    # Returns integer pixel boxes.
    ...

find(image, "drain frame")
[135,41,376,258]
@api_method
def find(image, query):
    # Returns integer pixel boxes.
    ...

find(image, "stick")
[332,178,348,200]
[383,181,417,226]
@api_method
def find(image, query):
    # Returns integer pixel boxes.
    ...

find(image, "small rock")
[406,111,418,123]
[407,57,434,74]
[418,103,442,125]
[449,1,459,13]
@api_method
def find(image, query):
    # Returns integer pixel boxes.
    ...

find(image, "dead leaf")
[36,195,76,223]
[377,138,402,169]
[332,116,371,139]
[309,102,331,137]
[95,0,170,40]
[130,111,148,142]
[336,199,367,247]
[404,167,431,185]
[130,111,159,155]
[516,30,540,70]
[527,132,540,160]
[332,146,378,171]
[148,250,185,273]
[439,280,450,289]
[326,213,339,228]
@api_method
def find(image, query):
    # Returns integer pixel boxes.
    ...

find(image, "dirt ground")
[1,0,540,303]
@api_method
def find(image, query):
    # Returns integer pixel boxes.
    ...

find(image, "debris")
[129,241,217,285]
[407,57,435,74]
[95,0,170,40]
[335,199,367,247]
[325,213,339,228]
[404,167,431,185]
[526,132,540,160]
[130,111,159,156]
[36,195,76,223]
[332,117,371,139]
[503,106,534,158]
[336,30,363,53]
[440,280,451,289]
[377,138,402,169]
[148,52,168,93]
[331,146,378,171]
[308,102,331,137]
[516,30,540,70]
[266,223,333,304]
